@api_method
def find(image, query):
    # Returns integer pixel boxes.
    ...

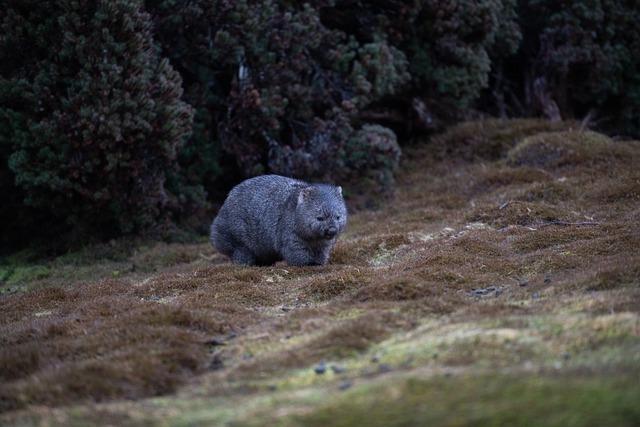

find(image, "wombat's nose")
[324,227,337,238]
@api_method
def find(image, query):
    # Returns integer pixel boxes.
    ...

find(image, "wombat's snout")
[324,226,338,239]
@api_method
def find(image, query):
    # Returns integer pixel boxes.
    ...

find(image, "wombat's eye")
[336,215,341,220]
[316,216,324,221]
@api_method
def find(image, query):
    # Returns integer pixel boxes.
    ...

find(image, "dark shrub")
[0,0,193,244]
[143,0,228,202]
[490,0,640,137]
[408,0,521,114]
[2,0,639,252]
[145,0,408,195]
[313,0,521,129]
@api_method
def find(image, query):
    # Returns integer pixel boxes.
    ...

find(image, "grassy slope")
[1,119,639,426]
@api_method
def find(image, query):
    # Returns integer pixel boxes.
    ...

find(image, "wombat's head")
[295,185,347,240]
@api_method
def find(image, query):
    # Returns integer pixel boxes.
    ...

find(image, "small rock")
[209,353,224,370]
[371,356,380,363]
[314,362,326,375]
[532,292,540,300]
[331,365,346,374]
[339,380,352,391]
[378,364,392,374]
[268,384,277,391]
[470,286,502,297]
[401,357,415,367]
[562,352,571,360]
[205,337,226,347]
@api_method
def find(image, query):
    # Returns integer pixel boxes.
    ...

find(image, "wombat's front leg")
[317,245,332,265]
[232,247,257,266]
[282,243,320,266]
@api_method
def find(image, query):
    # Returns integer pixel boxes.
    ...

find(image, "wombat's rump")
[210,175,347,266]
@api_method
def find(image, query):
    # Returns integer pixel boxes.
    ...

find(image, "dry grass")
[1,121,639,425]
[431,118,577,160]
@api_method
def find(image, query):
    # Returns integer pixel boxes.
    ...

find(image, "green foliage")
[0,0,193,243]
[1,0,639,251]
[408,0,521,113]
[212,1,407,182]
[316,0,521,118]
[285,374,640,427]
[520,0,640,136]
[143,0,226,201]
[343,124,401,194]
[146,0,408,187]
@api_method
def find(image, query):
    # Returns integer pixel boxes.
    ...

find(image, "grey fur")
[210,175,347,266]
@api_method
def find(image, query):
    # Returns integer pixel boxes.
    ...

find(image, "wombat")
[210,175,347,266]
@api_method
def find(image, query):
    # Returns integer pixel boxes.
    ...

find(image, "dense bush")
[146,0,407,189]
[407,0,521,114]
[1,0,639,251]
[142,0,227,202]
[315,0,521,123]
[0,0,193,245]
[490,0,640,136]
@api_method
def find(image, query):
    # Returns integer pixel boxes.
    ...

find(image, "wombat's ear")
[297,186,313,205]
[336,186,343,197]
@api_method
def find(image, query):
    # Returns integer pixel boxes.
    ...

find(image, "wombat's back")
[210,175,304,262]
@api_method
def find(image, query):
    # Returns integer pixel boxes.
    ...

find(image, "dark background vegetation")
[1,0,639,253]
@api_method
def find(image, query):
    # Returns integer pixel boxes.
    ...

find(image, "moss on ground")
[255,373,640,427]
[0,264,51,293]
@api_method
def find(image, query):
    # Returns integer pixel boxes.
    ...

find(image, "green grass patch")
[248,372,640,427]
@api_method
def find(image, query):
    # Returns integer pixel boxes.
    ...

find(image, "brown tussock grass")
[299,268,372,301]
[1,121,640,416]
[230,311,403,379]
[474,167,553,191]
[467,201,580,228]
[0,271,264,411]
[515,181,575,204]
[331,233,411,265]
[431,119,576,161]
